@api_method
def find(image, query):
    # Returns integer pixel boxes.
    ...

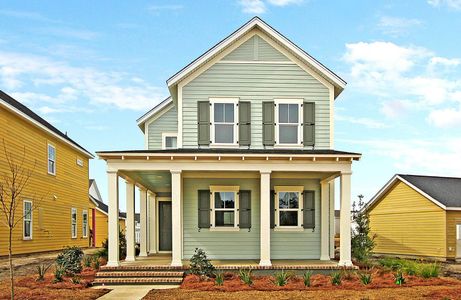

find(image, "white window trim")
[209,98,239,148]
[209,185,240,231]
[82,210,88,238]
[23,200,33,240]
[274,185,304,229]
[274,99,303,148]
[71,208,77,239]
[161,132,178,150]
[47,143,56,175]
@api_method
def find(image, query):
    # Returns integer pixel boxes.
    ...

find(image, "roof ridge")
[399,174,461,180]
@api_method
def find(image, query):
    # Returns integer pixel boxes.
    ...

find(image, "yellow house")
[88,179,126,247]
[367,174,461,261]
[0,90,94,256]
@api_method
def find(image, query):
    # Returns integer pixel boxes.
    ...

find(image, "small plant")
[303,271,313,287]
[341,269,355,280]
[53,264,65,283]
[238,269,253,285]
[273,270,291,286]
[56,246,84,276]
[358,272,372,285]
[92,256,100,270]
[419,263,440,278]
[189,248,215,279]
[36,263,52,281]
[71,276,81,284]
[331,272,342,286]
[83,255,92,268]
[351,195,376,262]
[394,270,405,285]
[214,272,224,286]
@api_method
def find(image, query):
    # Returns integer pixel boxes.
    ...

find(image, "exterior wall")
[88,207,125,248]
[147,105,177,150]
[369,181,447,258]
[181,33,331,150]
[222,35,290,62]
[446,211,461,259]
[0,105,90,256]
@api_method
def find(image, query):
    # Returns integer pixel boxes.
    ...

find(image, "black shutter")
[262,102,275,146]
[270,190,275,229]
[198,101,210,146]
[303,190,315,229]
[239,102,251,147]
[239,190,251,229]
[198,190,210,228]
[303,102,315,147]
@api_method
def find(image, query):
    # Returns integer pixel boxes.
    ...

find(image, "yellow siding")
[88,205,126,248]
[369,181,447,258]
[0,105,91,255]
[446,211,461,259]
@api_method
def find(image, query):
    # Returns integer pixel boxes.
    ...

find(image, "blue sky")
[1,0,461,211]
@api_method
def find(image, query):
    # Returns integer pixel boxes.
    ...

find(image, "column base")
[125,256,136,262]
[170,260,183,267]
[259,259,272,267]
[320,255,331,261]
[139,252,148,257]
[106,261,120,267]
[338,260,353,267]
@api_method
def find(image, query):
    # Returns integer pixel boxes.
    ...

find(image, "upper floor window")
[162,133,178,149]
[23,200,33,240]
[275,99,303,146]
[47,144,56,175]
[210,98,238,146]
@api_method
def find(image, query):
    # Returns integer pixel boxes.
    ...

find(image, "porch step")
[96,271,184,278]
[94,267,185,286]
[93,277,183,285]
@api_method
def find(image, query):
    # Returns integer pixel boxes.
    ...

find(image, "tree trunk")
[9,227,14,300]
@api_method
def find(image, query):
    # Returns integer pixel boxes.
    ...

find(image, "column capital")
[341,171,352,176]
[107,170,118,175]
[170,169,182,174]
[260,170,272,175]
[148,191,156,197]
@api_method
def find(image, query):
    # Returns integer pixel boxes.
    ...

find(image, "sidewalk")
[94,285,178,300]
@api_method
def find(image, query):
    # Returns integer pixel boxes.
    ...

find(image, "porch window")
[275,186,303,228]
[210,98,238,146]
[71,208,77,238]
[47,144,56,175]
[210,186,239,229]
[82,210,88,238]
[162,133,177,149]
[275,99,303,146]
[23,200,33,240]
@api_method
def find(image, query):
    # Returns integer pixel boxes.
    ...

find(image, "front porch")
[97,149,360,269]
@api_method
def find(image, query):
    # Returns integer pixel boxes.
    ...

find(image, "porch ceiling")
[122,170,171,193]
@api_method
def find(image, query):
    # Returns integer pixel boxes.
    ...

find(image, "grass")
[272,270,291,286]
[331,272,342,286]
[215,272,224,286]
[302,271,313,287]
[378,258,440,278]
[358,272,372,285]
[238,269,253,286]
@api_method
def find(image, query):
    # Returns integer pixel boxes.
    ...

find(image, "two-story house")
[97,17,361,268]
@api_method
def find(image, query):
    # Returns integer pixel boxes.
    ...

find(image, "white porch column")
[171,170,183,267]
[259,170,271,266]
[148,192,157,254]
[320,181,330,260]
[107,171,120,267]
[339,172,352,266]
[139,187,148,257]
[329,182,335,259]
[125,181,136,261]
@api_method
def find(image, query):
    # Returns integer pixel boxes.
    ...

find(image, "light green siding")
[182,61,330,149]
[182,177,321,260]
[147,105,177,150]
[222,35,290,62]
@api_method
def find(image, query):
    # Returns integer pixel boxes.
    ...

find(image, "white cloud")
[429,56,461,67]
[239,0,266,14]
[336,114,390,129]
[0,51,166,111]
[427,107,461,127]
[428,0,461,10]
[267,0,303,6]
[377,16,422,37]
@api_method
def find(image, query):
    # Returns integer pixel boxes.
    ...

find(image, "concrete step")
[96,271,184,278]
[93,277,183,285]
[100,265,187,272]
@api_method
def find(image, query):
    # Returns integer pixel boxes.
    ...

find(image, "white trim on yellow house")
[23,199,33,240]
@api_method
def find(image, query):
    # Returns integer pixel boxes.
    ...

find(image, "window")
[47,144,56,175]
[71,208,77,238]
[275,99,303,146]
[162,133,178,149]
[82,210,88,238]
[210,186,239,229]
[23,200,33,240]
[275,186,303,228]
[210,98,238,145]
[76,158,84,167]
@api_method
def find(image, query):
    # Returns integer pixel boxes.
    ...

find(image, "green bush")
[419,263,440,278]
[273,270,291,286]
[394,270,405,285]
[71,276,81,284]
[53,264,65,283]
[215,272,224,286]
[351,196,376,262]
[189,248,215,278]
[331,272,342,286]
[238,269,253,285]
[36,263,52,281]
[92,256,100,270]
[98,230,126,260]
[378,258,440,278]
[55,246,83,276]
[303,271,313,287]
[358,272,372,285]
[83,255,92,268]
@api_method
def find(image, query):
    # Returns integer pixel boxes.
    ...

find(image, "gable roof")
[0,90,93,158]
[366,174,461,211]
[136,96,172,131]
[166,17,346,99]
[89,194,126,219]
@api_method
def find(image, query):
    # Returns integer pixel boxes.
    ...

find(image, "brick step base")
[96,271,184,278]
[93,277,183,285]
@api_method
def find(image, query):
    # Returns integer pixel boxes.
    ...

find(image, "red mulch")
[180,270,461,292]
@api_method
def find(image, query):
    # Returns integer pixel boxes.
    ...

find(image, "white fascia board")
[136,97,173,130]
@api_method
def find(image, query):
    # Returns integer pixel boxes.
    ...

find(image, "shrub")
[99,230,126,260]
[215,272,224,286]
[53,264,65,283]
[394,270,405,285]
[55,246,84,276]
[303,271,313,287]
[419,263,440,278]
[358,272,372,285]
[83,255,92,268]
[331,272,342,286]
[273,270,291,286]
[351,195,376,262]
[71,276,81,284]
[36,263,52,281]
[92,256,100,270]
[189,248,215,278]
[238,269,253,285]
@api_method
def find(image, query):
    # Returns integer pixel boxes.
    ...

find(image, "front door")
[158,201,172,252]
[457,224,461,258]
